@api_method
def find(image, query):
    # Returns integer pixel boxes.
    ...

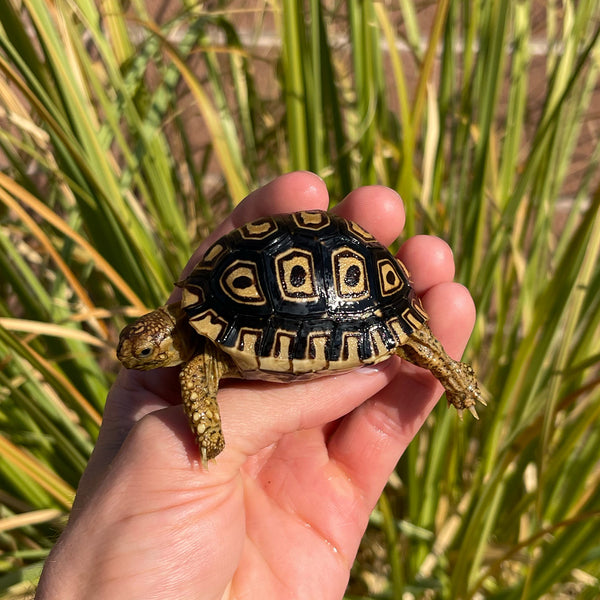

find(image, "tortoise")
[117,210,483,465]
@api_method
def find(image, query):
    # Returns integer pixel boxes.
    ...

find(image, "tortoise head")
[117,304,188,370]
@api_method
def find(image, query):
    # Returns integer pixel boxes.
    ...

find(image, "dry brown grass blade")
[0,318,107,348]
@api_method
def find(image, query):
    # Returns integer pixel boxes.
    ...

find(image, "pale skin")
[36,172,477,600]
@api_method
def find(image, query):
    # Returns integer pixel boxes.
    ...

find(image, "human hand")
[36,172,476,600]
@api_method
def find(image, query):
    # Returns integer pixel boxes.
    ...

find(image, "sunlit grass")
[1,0,599,597]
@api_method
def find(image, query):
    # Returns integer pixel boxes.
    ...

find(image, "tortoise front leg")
[179,343,238,466]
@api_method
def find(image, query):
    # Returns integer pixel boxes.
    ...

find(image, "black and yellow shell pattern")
[181,210,428,379]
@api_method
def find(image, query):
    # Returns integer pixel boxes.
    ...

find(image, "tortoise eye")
[138,347,153,358]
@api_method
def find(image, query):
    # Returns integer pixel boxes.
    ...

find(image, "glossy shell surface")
[180,210,428,379]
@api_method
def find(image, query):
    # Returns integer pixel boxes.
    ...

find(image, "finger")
[396,234,455,294]
[179,172,329,280]
[326,281,477,509]
[230,171,328,227]
[332,185,405,247]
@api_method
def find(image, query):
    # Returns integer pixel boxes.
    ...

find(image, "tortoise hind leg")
[397,325,485,417]
[179,344,238,466]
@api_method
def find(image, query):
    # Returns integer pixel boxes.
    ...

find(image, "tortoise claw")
[468,405,480,420]
[454,404,480,420]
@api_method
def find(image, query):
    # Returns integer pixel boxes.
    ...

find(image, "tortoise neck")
[164,302,199,363]
[163,301,185,322]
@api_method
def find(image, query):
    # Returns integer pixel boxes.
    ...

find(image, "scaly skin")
[180,347,237,466]
[397,324,484,418]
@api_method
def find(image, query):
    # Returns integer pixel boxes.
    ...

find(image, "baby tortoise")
[117,210,484,464]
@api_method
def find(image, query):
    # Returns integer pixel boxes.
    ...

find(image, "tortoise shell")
[180,210,428,379]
